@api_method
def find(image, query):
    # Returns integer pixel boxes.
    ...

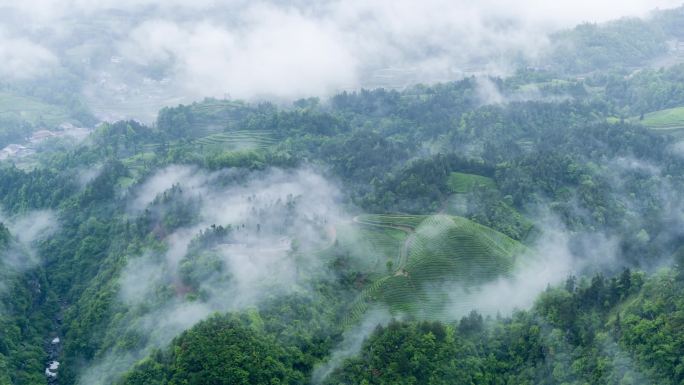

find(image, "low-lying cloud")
[0,29,57,80]
[79,166,346,384]
[0,0,681,121]
[0,209,58,270]
[120,12,358,99]
[312,307,393,384]
[0,209,58,317]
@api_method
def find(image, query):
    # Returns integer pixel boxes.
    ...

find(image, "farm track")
[353,215,415,271]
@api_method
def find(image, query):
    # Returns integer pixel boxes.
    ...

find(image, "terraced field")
[611,107,684,139]
[359,227,407,269]
[447,172,496,193]
[638,107,684,131]
[140,130,276,152]
[346,214,525,323]
[192,130,276,150]
[179,99,249,137]
[354,214,426,230]
[328,222,408,274]
[0,92,72,127]
[117,129,277,190]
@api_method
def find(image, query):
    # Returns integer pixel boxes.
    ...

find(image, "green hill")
[347,214,525,322]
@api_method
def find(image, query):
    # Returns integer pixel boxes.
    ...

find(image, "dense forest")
[2,4,684,385]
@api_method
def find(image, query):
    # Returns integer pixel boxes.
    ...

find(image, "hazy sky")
[0,0,681,118]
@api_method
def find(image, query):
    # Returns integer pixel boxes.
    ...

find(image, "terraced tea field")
[176,99,250,137]
[353,214,426,230]
[346,214,525,323]
[192,130,276,150]
[358,227,407,270]
[140,130,276,152]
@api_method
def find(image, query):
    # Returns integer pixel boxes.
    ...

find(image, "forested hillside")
[1,5,684,385]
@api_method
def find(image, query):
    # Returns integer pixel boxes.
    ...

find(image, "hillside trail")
[352,215,415,271]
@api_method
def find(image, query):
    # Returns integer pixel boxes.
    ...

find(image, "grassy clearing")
[608,107,684,138]
[447,172,496,194]
[638,107,684,130]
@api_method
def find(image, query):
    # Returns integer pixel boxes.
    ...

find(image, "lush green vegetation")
[0,227,58,385]
[120,315,307,385]
[326,269,684,385]
[1,83,682,383]
[3,8,684,385]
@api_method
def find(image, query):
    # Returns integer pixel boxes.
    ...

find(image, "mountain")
[1,5,684,385]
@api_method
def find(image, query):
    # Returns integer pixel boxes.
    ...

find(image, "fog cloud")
[0,210,58,270]
[79,166,346,384]
[119,11,358,99]
[312,307,393,384]
[0,29,57,80]
[0,0,681,120]
[443,221,617,318]
[670,140,684,159]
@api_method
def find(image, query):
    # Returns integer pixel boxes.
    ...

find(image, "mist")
[441,220,613,319]
[311,307,394,384]
[0,210,58,270]
[78,166,348,384]
[0,29,57,80]
[1,1,684,383]
[0,209,58,316]
[0,0,681,121]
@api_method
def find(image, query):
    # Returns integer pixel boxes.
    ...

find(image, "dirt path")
[352,215,415,271]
